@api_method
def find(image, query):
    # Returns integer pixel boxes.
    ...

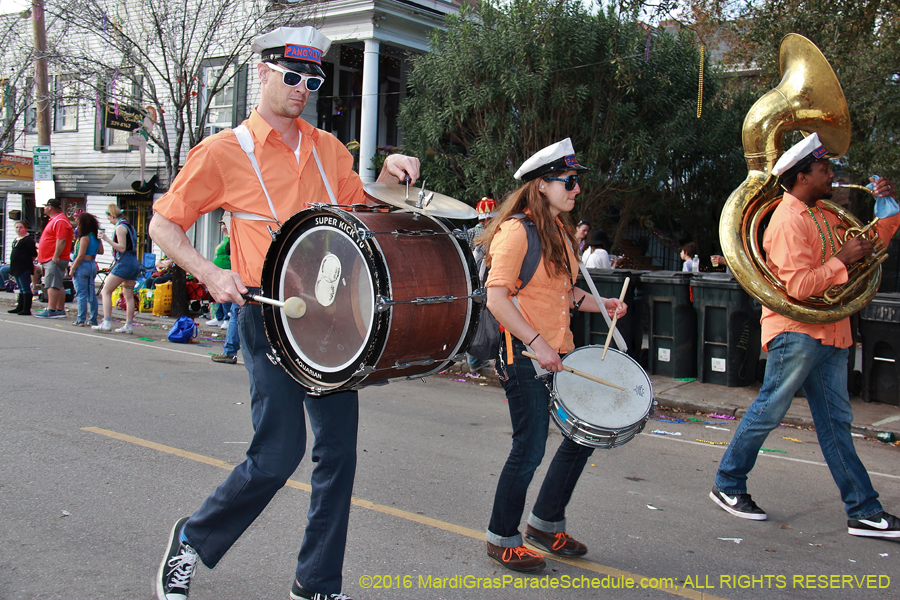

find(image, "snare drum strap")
[571,241,628,352]
[230,124,338,225]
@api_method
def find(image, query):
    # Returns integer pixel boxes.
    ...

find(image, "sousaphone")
[720,33,886,324]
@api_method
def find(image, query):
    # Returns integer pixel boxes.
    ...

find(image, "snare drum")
[259,206,480,394]
[549,345,655,449]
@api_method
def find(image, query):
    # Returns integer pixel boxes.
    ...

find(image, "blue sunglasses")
[543,175,579,191]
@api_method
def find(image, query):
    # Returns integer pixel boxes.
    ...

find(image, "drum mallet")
[522,351,625,391]
[601,276,630,361]
[243,294,307,319]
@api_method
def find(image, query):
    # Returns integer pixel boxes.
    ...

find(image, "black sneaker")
[709,488,767,520]
[157,517,199,600]
[211,354,238,364]
[290,580,355,600]
[848,511,900,539]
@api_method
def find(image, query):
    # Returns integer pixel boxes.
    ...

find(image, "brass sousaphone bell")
[720,33,886,324]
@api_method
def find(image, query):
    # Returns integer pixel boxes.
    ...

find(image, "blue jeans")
[73,260,98,325]
[215,301,233,322]
[487,338,594,547]
[183,303,358,594]
[222,304,241,356]
[715,332,882,520]
[14,272,32,295]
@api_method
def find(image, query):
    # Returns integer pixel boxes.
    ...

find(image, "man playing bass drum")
[710,133,900,540]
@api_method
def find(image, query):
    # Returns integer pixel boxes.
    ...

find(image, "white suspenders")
[230,124,338,226]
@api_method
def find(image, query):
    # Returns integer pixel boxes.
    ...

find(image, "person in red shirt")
[34,199,73,319]
[710,133,900,540]
[150,26,419,600]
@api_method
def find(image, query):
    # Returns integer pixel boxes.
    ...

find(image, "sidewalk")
[6,292,900,442]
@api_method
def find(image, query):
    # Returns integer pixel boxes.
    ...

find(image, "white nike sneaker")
[709,487,767,520]
[115,323,134,334]
[848,511,900,539]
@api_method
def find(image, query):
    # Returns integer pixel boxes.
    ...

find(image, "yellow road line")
[82,426,728,600]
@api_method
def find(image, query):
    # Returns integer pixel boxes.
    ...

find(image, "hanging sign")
[103,103,144,132]
[0,154,33,180]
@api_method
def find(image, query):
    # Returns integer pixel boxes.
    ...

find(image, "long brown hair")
[476,174,576,278]
[77,212,100,238]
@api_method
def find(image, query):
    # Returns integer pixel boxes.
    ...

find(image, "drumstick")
[522,351,625,391]
[243,293,307,319]
[601,276,630,361]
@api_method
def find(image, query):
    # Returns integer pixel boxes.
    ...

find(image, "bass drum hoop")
[549,346,655,449]
[259,207,390,394]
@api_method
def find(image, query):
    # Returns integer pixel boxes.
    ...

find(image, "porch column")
[359,38,380,182]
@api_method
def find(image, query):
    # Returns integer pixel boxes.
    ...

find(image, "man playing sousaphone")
[710,132,900,540]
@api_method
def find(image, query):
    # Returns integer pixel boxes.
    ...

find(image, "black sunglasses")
[543,174,579,191]
[266,62,324,92]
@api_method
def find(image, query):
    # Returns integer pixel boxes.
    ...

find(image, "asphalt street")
[1,315,899,600]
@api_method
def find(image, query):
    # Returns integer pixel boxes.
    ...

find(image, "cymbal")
[363,183,478,220]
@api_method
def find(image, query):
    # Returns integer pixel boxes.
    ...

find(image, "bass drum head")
[261,208,388,389]
[554,346,653,430]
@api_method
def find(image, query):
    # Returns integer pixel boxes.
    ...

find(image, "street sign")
[32,145,52,181]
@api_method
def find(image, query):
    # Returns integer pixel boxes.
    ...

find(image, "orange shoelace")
[502,546,542,561]
[551,532,573,551]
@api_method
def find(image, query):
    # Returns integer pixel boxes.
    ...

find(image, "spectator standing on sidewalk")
[211,302,241,364]
[6,220,37,316]
[34,199,73,319]
[68,212,104,326]
[94,204,140,334]
[206,217,232,329]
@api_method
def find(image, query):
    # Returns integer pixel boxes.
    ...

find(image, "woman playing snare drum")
[478,139,627,573]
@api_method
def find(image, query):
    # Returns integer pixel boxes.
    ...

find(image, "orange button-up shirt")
[152,109,365,287]
[760,192,900,350]
[486,217,578,354]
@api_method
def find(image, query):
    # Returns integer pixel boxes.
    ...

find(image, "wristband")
[528,333,540,346]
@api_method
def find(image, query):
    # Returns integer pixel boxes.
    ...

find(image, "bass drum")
[549,345,655,449]
[259,206,480,395]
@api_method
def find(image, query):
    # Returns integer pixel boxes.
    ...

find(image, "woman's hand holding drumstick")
[522,351,625,391]
[601,277,630,360]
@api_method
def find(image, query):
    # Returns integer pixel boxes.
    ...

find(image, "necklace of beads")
[806,205,836,264]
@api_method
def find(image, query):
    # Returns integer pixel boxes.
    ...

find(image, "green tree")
[399,0,749,256]
[724,0,900,183]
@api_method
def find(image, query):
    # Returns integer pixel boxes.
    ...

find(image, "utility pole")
[32,0,50,146]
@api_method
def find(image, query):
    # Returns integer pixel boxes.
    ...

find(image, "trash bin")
[692,273,761,387]
[572,269,645,363]
[859,293,900,406]
[641,271,696,378]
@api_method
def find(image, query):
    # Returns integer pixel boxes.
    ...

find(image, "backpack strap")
[509,213,541,296]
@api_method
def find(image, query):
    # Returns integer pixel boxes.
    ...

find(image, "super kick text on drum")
[257,205,481,394]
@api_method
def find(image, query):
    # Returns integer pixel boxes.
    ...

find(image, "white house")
[1,0,462,273]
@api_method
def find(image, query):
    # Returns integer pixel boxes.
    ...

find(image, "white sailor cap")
[514,138,589,181]
[251,26,331,78]
[772,132,830,177]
